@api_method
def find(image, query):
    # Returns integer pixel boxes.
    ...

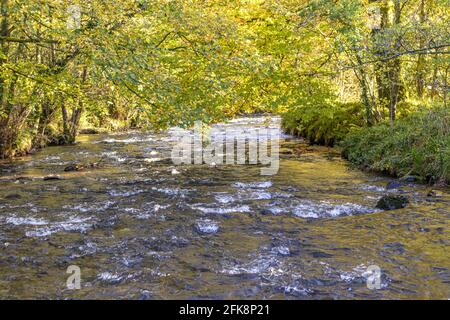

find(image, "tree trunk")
[389,59,401,123]
[431,65,439,98]
[61,66,88,144]
[0,0,9,114]
[0,0,9,158]
[416,0,426,98]
[355,54,376,125]
[372,0,391,115]
[33,98,57,148]
[444,66,449,108]
[389,0,403,125]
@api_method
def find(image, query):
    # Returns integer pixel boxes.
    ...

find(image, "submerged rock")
[5,194,21,200]
[311,251,333,258]
[43,175,63,181]
[64,164,82,172]
[386,181,403,190]
[387,176,419,189]
[139,290,152,300]
[376,195,409,211]
[400,175,419,183]
[259,209,273,215]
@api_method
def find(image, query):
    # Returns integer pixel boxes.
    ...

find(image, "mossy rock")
[376,195,409,211]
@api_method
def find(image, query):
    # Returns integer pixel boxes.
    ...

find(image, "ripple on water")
[65,240,98,259]
[151,187,192,197]
[122,203,171,220]
[321,262,391,289]
[190,204,251,215]
[100,136,154,144]
[97,272,126,284]
[220,255,282,275]
[195,219,219,234]
[355,184,386,192]
[100,151,128,162]
[264,199,377,219]
[271,246,291,256]
[63,201,116,212]
[119,255,144,268]
[231,181,273,189]
[281,283,313,297]
[77,242,97,256]
[214,191,290,204]
[5,215,94,237]
[108,189,144,197]
[6,216,48,226]
[219,248,310,297]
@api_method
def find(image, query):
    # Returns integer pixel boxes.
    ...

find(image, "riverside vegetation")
[1,0,449,184]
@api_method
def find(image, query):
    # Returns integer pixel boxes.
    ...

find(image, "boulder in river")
[386,181,403,190]
[376,195,409,211]
[5,194,21,200]
[64,164,82,172]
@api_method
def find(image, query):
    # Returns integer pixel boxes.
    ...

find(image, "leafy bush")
[282,101,366,146]
[341,107,450,184]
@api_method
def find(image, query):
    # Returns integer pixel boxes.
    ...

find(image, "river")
[0,116,448,299]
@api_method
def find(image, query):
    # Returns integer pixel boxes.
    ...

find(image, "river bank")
[282,107,450,187]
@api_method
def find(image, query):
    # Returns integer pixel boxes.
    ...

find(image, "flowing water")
[0,116,448,299]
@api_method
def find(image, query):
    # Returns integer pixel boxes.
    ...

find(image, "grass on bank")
[283,104,450,185]
[342,107,450,185]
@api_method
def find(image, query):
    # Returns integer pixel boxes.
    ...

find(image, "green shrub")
[341,107,450,184]
[282,101,366,146]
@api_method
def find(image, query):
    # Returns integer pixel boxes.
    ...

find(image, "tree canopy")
[1,0,449,158]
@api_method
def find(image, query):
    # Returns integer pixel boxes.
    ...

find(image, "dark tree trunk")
[416,0,427,98]
[444,66,449,108]
[61,66,88,144]
[389,0,403,125]
[372,0,391,114]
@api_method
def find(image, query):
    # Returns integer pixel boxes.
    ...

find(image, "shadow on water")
[0,116,448,299]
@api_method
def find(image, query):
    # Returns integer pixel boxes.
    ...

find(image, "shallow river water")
[0,116,448,299]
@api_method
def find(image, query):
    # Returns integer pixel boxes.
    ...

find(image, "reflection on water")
[0,116,448,299]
